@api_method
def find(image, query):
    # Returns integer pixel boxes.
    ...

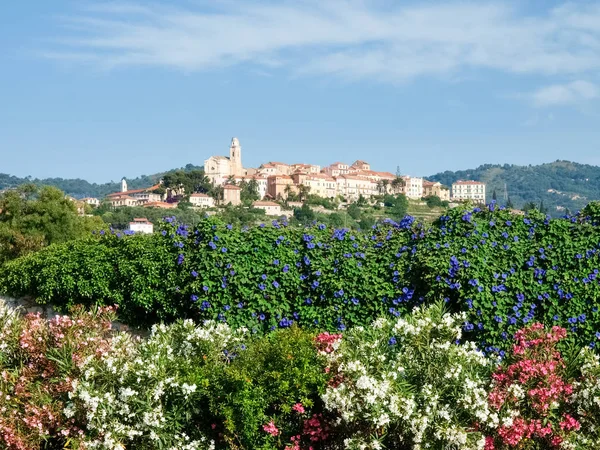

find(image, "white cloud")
[532,80,599,107]
[43,1,600,83]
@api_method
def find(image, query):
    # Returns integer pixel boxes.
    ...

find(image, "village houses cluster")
[79,138,486,232]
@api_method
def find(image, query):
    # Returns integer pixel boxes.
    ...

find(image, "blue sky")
[1,0,600,183]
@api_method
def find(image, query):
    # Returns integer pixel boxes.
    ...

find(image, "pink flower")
[292,403,305,414]
[263,421,280,436]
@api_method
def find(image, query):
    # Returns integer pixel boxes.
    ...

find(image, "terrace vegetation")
[2,190,600,449]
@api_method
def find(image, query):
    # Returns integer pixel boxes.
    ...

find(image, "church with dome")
[204,137,245,184]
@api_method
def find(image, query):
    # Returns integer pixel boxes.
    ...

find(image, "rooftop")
[454,180,485,185]
[253,201,280,207]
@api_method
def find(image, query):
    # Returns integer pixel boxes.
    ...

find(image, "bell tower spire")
[229,137,243,177]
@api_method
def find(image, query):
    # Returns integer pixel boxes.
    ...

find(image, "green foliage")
[428,160,600,215]
[4,202,600,355]
[66,319,328,450]
[0,164,204,198]
[424,195,448,208]
[305,195,338,210]
[239,178,261,204]
[215,327,329,449]
[293,204,316,225]
[92,204,207,229]
[0,185,106,263]
[163,169,212,198]
[347,203,361,220]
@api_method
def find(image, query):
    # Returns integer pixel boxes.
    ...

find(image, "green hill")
[428,160,600,215]
[0,164,203,198]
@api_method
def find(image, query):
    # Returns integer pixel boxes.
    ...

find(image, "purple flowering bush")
[2,202,600,352]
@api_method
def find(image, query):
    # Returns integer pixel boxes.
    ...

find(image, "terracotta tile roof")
[454,180,485,185]
[253,201,280,207]
[223,184,241,190]
[190,193,211,197]
[132,217,150,222]
[107,184,161,198]
[143,201,177,209]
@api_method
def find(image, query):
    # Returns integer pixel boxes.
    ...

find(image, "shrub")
[570,349,600,448]
[485,323,580,449]
[0,302,116,450]
[66,320,232,449]
[213,327,331,449]
[67,320,331,450]
[322,303,496,450]
[3,203,600,353]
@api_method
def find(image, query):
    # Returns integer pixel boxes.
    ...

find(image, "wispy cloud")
[531,80,600,107]
[44,1,600,83]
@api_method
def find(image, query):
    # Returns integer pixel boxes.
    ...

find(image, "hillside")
[0,164,203,198]
[428,160,600,215]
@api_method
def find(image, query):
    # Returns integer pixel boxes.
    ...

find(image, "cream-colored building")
[252,201,282,216]
[292,173,336,198]
[336,175,377,200]
[268,162,292,175]
[422,181,450,201]
[129,218,154,234]
[267,175,295,199]
[452,180,486,202]
[189,193,215,208]
[107,195,138,207]
[290,163,321,175]
[400,176,424,199]
[204,138,244,184]
[106,182,164,207]
[323,162,350,177]
[350,160,371,172]
[81,197,100,207]
[223,184,242,206]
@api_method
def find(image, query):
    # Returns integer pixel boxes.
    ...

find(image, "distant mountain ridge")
[428,160,600,215]
[0,164,203,199]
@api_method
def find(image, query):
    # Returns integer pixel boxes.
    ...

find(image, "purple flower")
[203,285,209,292]
[191,271,198,278]
[272,281,280,288]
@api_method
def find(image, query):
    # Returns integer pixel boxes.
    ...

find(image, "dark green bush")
[2,203,600,353]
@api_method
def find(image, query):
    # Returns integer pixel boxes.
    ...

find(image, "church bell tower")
[229,137,243,177]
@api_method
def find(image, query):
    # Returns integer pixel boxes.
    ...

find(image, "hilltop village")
[79,138,486,216]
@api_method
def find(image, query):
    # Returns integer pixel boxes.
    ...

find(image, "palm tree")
[382,179,390,194]
[391,176,405,194]
[284,184,299,201]
[210,186,224,205]
[226,175,236,185]
[298,184,311,202]
[376,181,385,195]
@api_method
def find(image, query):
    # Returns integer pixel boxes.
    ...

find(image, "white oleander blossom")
[323,303,496,450]
[65,320,244,449]
[569,349,600,448]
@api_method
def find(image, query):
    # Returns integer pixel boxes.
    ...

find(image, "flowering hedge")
[2,203,600,352]
[4,300,600,449]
